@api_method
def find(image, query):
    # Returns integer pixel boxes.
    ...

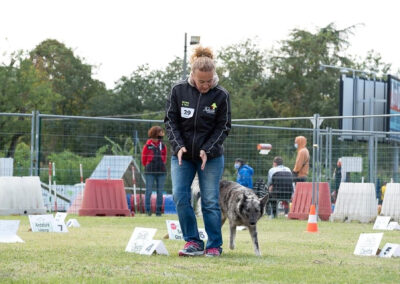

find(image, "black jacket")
[164,79,231,161]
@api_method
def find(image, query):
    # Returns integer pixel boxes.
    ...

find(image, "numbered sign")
[166,220,183,240]
[66,219,81,228]
[29,214,56,232]
[387,221,400,231]
[139,240,169,256]
[0,220,24,243]
[181,107,195,118]
[379,243,400,258]
[373,216,391,230]
[354,233,383,256]
[166,220,207,241]
[198,228,208,241]
[54,212,68,233]
[125,227,157,253]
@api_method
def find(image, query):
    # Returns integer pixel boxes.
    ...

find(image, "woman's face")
[193,70,213,94]
[152,131,164,142]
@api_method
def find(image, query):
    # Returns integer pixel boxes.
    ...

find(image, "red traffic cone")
[306,204,318,233]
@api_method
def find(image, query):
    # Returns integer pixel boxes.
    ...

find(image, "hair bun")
[190,46,214,64]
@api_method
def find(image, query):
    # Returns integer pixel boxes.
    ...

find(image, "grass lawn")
[0,214,399,283]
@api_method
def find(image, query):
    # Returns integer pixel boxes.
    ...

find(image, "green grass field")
[1,214,399,283]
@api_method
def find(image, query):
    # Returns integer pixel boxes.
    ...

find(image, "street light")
[182,33,200,80]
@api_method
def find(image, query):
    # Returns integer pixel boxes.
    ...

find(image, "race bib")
[181,107,194,118]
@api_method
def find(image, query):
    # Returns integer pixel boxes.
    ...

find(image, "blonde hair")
[190,46,215,73]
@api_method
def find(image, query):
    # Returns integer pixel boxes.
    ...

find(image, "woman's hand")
[199,150,207,170]
[177,147,187,165]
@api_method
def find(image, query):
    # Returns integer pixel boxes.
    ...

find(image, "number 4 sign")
[140,240,169,256]
[54,212,68,233]
[379,243,400,258]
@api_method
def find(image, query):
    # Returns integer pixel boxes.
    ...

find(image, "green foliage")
[43,146,107,184]
[87,57,182,119]
[217,39,276,119]
[104,136,134,155]
[13,142,31,176]
[267,23,356,118]
[29,39,108,115]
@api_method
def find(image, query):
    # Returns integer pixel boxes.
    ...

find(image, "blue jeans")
[171,155,224,249]
[145,173,166,214]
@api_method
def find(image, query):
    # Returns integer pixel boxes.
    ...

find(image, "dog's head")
[239,192,269,226]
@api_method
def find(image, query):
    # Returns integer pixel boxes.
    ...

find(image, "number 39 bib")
[181,107,194,118]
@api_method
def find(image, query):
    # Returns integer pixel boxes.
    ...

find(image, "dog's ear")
[237,193,245,212]
[259,193,269,209]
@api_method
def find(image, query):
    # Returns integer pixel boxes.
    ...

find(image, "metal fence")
[1,111,400,212]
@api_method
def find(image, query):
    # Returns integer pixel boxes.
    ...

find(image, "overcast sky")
[1,0,399,89]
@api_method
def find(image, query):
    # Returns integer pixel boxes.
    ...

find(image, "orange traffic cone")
[306,204,318,233]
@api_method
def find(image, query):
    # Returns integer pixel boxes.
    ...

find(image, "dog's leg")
[248,225,261,256]
[229,221,236,250]
[221,215,227,226]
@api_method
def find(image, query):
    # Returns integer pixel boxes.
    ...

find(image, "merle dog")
[219,180,269,256]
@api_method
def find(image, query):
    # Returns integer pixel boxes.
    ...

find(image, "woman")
[141,126,167,216]
[164,46,231,257]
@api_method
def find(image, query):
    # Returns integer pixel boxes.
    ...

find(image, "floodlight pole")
[182,33,188,80]
[182,33,200,80]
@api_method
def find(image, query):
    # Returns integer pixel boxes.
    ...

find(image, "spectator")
[292,136,310,182]
[164,46,231,257]
[266,156,293,217]
[141,126,167,216]
[234,158,254,189]
[332,158,342,203]
[380,182,387,205]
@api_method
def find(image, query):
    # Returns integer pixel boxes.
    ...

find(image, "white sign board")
[379,243,400,258]
[125,227,157,254]
[373,216,391,230]
[54,212,68,233]
[0,220,24,243]
[166,220,207,241]
[341,157,362,172]
[66,219,80,228]
[166,220,183,240]
[139,240,169,256]
[387,221,400,231]
[354,233,383,256]
[29,214,56,232]
[198,228,208,241]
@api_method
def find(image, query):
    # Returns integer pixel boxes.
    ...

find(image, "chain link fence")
[1,112,400,214]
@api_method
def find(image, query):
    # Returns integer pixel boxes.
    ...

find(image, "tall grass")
[0,215,399,283]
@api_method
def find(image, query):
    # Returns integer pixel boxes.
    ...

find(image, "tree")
[101,57,183,119]
[30,39,107,115]
[217,39,276,119]
[0,52,60,157]
[267,23,356,117]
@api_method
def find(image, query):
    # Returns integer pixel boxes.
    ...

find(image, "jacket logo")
[182,101,190,107]
[203,106,216,114]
